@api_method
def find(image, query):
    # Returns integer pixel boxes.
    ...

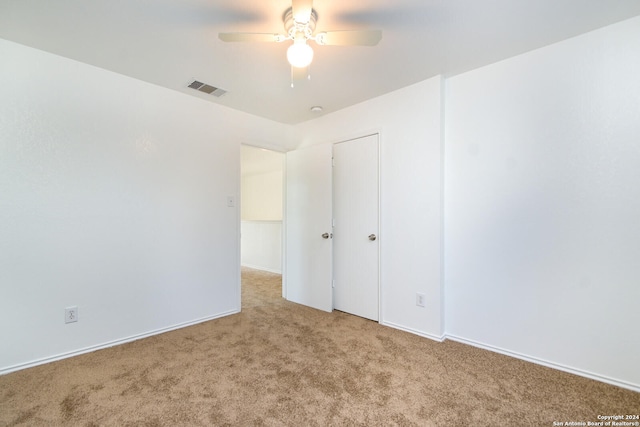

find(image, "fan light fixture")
[287,39,314,68]
[218,3,382,82]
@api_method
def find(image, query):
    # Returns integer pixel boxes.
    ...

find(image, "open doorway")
[240,145,285,307]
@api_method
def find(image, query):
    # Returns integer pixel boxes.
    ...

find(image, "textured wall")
[445,16,640,389]
[0,39,290,372]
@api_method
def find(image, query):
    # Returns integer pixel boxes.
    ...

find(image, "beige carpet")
[1,267,638,426]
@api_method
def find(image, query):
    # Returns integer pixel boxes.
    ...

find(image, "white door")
[333,134,380,321]
[284,144,333,312]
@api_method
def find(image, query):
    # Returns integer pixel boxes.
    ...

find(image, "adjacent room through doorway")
[240,145,285,304]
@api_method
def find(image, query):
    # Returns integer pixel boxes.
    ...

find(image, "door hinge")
[332,279,336,288]
[332,157,335,167]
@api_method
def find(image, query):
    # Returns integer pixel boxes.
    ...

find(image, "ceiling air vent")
[188,80,227,97]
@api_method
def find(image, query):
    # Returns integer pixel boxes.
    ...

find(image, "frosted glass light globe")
[287,41,314,68]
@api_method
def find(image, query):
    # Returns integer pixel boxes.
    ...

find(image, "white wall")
[241,221,282,273]
[293,77,444,339]
[445,16,640,389]
[0,39,291,373]
[241,163,283,273]
[241,171,283,220]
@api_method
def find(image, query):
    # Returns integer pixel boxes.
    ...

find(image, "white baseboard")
[4,310,638,393]
[380,320,446,343]
[241,263,282,274]
[445,334,640,393]
[377,321,639,392]
[0,309,239,376]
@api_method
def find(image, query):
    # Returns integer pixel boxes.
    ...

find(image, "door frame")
[245,129,383,320]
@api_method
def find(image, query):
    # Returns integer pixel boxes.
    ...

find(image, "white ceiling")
[2,0,640,124]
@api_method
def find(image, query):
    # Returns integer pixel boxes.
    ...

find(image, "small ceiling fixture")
[310,106,323,113]
[219,0,382,83]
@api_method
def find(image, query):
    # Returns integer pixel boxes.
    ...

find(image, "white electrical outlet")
[65,306,78,324]
[416,293,425,308]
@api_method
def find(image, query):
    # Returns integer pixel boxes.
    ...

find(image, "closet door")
[333,134,380,321]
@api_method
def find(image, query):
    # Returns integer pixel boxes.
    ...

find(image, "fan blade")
[219,32,284,43]
[292,0,313,23]
[315,30,382,46]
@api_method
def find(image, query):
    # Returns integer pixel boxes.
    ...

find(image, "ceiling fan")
[218,0,382,84]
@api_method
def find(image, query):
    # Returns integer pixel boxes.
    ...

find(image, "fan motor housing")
[283,7,318,36]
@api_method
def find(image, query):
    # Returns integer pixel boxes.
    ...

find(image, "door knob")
[368,234,377,241]
[322,233,330,239]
